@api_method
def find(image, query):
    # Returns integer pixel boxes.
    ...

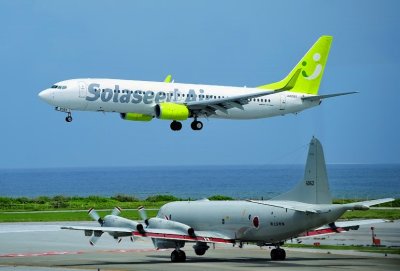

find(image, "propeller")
[111,206,122,216]
[88,208,104,225]
[138,206,149,226]
[87,207,122,246]
[89,231,103,246]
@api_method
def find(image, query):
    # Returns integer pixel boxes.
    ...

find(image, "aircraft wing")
[301,91,358,102]
[133,228,235,244]
[185,69,301,117]
[297,219,388,238]
[61,225,133,234]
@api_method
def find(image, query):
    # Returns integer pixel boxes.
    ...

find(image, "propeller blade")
[111,206,122,216]
[89,231,103,246]
[88,208,104,225]
[138,206,149,226]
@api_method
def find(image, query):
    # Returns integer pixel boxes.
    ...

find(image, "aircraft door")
[78,81,87,98]
[280,95,286,110]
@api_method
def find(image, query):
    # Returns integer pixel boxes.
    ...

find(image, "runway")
[0,221,399,271]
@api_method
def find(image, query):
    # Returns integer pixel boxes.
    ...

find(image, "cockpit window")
[51,85,67,89]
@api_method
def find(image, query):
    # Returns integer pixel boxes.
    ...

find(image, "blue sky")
[0,0,399,168]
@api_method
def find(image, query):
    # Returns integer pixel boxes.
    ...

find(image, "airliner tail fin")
[258,36,333,95]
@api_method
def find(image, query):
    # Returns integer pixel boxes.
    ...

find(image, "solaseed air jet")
[39,36,356,131]
[62,137,393,262]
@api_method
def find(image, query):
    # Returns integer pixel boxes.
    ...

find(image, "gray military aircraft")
[62,137,393,262]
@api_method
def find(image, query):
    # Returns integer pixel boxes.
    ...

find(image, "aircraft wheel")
[65,116,73,122]
[170,121,182,131]
[171,250,186,262]
[171,250,179,262]
[191,120,203,131]
[178,250,186,262]
[270,248,278,260]
[194,248,206,256]
[278,248,286,260]
[271,248,286,261]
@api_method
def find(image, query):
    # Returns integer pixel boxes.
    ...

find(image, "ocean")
[0,164,399,200]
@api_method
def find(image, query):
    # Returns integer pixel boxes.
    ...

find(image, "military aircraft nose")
[38,89,53,104]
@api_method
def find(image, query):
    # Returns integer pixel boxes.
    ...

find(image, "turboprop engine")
[86,207,144,245]
[154,103,189,120]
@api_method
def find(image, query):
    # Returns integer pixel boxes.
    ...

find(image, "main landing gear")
[170,119,203,131]
[170,249,186,262]
[170,121,182,131]
[270,247,286,261]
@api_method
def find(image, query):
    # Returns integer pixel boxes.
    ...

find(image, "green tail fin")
[258,36,333,95]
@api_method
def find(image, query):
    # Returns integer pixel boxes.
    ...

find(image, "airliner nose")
[38,89,53,104]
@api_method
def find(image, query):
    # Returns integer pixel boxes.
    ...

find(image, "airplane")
[62,137,394,262]
[39,35,356,131]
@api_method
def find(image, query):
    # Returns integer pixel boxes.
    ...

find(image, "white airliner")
[38,36,356,131]
[62,137,393,262]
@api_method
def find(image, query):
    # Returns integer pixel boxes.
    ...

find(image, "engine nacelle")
[152,239,185,249]
[148,217,195,237]
[120,113,153,122]
[154,103,189,120]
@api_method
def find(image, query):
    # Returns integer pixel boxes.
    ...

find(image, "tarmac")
[0,221,399,271]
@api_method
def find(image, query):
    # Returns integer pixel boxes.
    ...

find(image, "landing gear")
[193,242,209,256]
[170,121,182,131]
[170,249,186,262]
[191,120,203,131]
[194,248,206,256]
[270,247,286,261]
[65,112,73,123]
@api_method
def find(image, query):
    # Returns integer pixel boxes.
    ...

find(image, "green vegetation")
[0,195,398,222]
[283,243,400,255]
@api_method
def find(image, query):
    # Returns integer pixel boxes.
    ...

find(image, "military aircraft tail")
[273,137,332,204]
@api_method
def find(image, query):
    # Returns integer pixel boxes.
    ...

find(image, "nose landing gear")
[65,112,73,123]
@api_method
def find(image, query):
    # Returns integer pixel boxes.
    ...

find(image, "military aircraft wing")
[133,228,235,244]
[185,69,301,116]
[61,225,133,233]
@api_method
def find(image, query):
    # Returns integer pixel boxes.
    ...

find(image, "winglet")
[164,74,173,83]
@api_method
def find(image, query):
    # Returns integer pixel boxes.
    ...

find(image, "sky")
[0,0,399,168]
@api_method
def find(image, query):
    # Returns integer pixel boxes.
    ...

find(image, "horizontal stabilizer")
[247,200,320,213]
[302,91,358,102]
[344,198,395,210]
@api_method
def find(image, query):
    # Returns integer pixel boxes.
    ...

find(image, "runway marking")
[0,248,166,258]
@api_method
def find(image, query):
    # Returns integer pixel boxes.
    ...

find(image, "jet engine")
[154,103,189,120]
[120,113,153,121]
